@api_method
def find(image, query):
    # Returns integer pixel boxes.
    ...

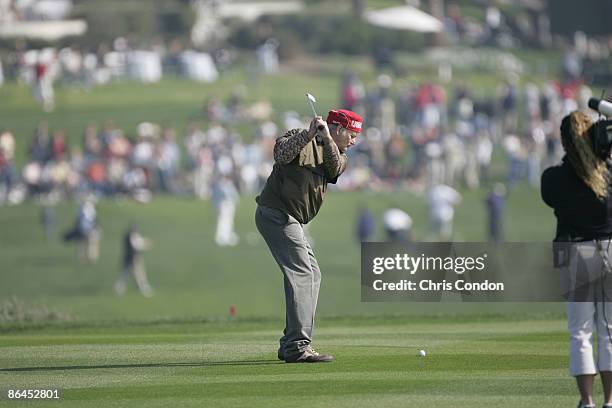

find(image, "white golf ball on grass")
[418,349,427,357]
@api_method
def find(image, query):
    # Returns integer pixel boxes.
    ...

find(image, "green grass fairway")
[0,187,559,323]
[0,317,577,407]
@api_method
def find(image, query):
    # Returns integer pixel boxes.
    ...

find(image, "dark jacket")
[541,158,612,241]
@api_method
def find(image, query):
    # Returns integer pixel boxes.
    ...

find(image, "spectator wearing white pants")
[563,239,612,408]
[212,174,239,247]
[568,301,612,377]
[542,111,612,408]
[426,184,461,241]
[114,224,153,297]
[562,241,612,376]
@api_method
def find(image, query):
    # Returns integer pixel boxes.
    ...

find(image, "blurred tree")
[352,0,365,18]
[427,0,445,46]
[72,0,193,45]
[228,14,425,58]
[548,0,612,36]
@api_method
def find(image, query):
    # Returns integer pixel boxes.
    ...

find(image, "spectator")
[156,128,180,193]
[33,56,54,112]
[0,130,16,199]
[427,184,461,240]
[40,201,57,243]
[114,224,153,297]
[383,207,413,242]
[356,206,375,243]
[51,130,67,161]
[212,173,240,247]
[63,198,101,264]
[341,71,365,113]
[184,123,206,170]
[486,183,506,244]
[257,38,279,75]
[29,123,52,164]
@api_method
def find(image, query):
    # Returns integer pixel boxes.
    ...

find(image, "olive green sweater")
[256,128,347,224]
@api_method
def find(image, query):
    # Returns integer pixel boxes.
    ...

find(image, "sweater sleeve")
[273,129,313,164]
[322,139,347,181]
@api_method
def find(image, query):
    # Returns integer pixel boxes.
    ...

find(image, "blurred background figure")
[427,184,461,241]
[114,224,153,298]
[486,182,507,244]
[62,198,100,263]
[257,38,279,75]
[355,206,375,243]
[33,55,55,112]
[0,130,16,202]
[156,127,181,194]
[212,173,240,247]
[341,71,365,114]
[40,199,57,243]
[383,206,413,242]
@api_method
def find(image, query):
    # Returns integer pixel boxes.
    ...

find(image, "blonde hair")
[560,111,610,200]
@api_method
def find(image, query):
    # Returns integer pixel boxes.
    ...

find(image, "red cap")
[326,109,363,133]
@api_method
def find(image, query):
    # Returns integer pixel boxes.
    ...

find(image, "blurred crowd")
[0,117,277,205]
[1,37,223,94]
[0,68,602,209]
[336,69,601,193]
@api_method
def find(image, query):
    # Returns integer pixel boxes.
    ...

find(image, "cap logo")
[326,109,363,133]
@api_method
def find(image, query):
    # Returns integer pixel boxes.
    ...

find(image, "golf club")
[306,92,325,131]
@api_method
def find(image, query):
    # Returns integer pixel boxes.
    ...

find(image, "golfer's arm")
[322,140,347,179]
[274,129,313,164]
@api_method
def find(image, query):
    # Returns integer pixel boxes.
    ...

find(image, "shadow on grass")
[0,360,282,372]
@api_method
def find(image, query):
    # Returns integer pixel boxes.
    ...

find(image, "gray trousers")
[255,206,321,358]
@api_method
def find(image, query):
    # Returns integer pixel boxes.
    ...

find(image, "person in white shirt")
[212,159,240,247]
[427,184,461,240]
[383,207,412,242]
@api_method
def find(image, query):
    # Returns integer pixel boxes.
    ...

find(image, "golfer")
[542,111,612,408]
[255,109,362,363]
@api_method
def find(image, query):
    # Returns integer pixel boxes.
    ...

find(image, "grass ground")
[0,185,574,407]
[0,316,577,407]
[0,187,558,323]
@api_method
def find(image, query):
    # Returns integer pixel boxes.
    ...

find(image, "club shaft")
[306,95,324,130]
[308,100,317,117]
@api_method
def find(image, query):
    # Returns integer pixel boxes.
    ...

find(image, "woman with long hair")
[542,111,612,408]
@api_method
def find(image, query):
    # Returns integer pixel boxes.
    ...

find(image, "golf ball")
[418,349,427,357]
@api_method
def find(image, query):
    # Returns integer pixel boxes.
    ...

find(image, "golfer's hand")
[308,116,322,138]
[309,117,330,139]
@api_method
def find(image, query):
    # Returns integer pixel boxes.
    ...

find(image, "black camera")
[588,98,612,159]
[590,119,612,159]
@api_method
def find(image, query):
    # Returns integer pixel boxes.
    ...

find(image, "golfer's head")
[326,109,362,152]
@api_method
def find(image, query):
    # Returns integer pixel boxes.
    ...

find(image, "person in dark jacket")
[542,111,612,408]
[356,206,375,243]
[114,224,153,298]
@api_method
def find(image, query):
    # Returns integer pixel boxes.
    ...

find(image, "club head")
[305,92,318,117]
[306,93,317,103]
